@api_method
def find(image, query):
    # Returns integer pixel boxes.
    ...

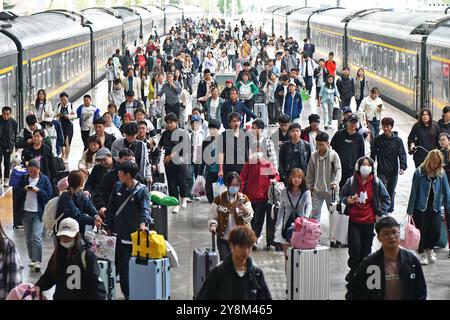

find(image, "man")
[330,114,365,189]
[299,52,316,95]
[301,114,322,152]
[92,117,116,151]
[325,52,337,76]
[306,131,341,230]
[336,67,355,112]
[157,113,190,214]
[16,114,45,149]
[220,80,234,101]
[112,48,123,68]
[283,83,302,123]
[258,62,273,89]
[118,90,144,120]
[157,72,182,118]
[283,50,298,75]
[174,52,184,71]
[279,123,311,183]
[314,59,329,106]
[85,147,115,211]
[109,79,126,111]
[289,69,304,90]
[371,117,407,213]
[197,69,218,109]
[346,216,427,300]
[105,160,151,300]
[237,62,259,87]
[76,95,100,150]
[111,122,151,185]
[136,121,161,179]
[274,75,290,120]
[271,114,291,150]
[121,68,142,100]
[303,38,315,59]
[438,105,450,135]
[273,52,287,76]
[339,107,353,131]
[55,92,77,162]
[163,55,175,73]
[0,106,17,185]
[251,119,278,169]
[220,88,256,129]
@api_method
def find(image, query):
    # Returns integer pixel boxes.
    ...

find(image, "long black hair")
[49,232,83,279]
[324,75,336,89]
[35,89,47,110]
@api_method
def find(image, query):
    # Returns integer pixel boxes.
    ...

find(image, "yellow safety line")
[348,35,416,55]
[310,26,343,37]
[431,55,450,64]
[432,98,449,110]
[0,66,13,76]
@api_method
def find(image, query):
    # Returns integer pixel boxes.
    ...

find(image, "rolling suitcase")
[129,257,170,300]
[254,103,269,127]
[152,204,168,240]
[151,182,168,195]
[98,260,116,300]
[12,188,23,229]
[193,233,219,299]
[286,246,330,300]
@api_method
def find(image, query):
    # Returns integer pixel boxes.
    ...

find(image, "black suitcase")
[152,204,168,240]
[12,188,23,229]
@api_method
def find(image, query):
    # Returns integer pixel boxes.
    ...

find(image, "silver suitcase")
[193,233,219,299]
[254,103,269,127]
[286,246,330,300]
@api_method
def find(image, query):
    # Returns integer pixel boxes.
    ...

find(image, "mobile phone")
[26,186,33,190]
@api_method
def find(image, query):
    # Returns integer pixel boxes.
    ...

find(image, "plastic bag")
[300,88,310,101]
[212,177,227,198]
[191,175,206,197]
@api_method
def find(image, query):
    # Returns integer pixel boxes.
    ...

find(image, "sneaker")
[172,205,180,214]
[34,262,41,272]
[181,198,188,208]
[427,249,437,263]
[28,261,35,268]
[419,253,429,265]
[193,196,202,201]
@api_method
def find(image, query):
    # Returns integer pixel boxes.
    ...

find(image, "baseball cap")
[347,114,359,122]
[343,107,352,114]
[288,82,297,88]
[190,115,202,123]
[56,218,79,238]
[225,80,233,84]
[308,114,320,123]
[43,111,54,122]
[95,148,112,160]
[28,159,40,169]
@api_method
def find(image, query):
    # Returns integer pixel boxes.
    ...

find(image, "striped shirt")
[0,238,22,300]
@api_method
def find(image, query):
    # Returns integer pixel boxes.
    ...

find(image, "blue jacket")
[57,191,98,234]
[283,92,303,120]
[76,105,100,129]
[14,173,53,220]
[220,100,256,129]
[407,167,450,215]
[105,182,152,241]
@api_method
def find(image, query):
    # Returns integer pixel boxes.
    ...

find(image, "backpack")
[267,182,285,206]
[239,82,253,100]
[290,217,321,250]
[281,191,305,241]
[42,196,63,232]
[138,55,147,68]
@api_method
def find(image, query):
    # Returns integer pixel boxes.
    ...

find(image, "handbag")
[131,230,166,259]
[191,175,206,197]
[400,215,421,251]
[332,106,340,120]
[300,88,310,101]
[291,217,321,250]
[84,226,117,262]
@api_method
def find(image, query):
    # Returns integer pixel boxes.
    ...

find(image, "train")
[0,4,203,128]
[263,6,450,119]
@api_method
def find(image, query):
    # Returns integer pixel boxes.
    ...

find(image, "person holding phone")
[360,87,384,137]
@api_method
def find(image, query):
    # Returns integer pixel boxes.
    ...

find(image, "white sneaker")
[427,249,437,263]
[181,198,188,208]
[28,261,35,268]
[172,205,180,214]
[419,253,429,265]
[34,262,41,272]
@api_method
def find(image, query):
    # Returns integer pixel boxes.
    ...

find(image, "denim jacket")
[407,167,450,215]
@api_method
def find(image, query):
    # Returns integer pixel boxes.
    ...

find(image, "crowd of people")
[1,16,449,301]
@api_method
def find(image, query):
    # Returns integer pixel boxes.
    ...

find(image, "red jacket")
[325,59,336,76]
[240,160,280,203]
[301,127,322,144]
[348,175,376,224]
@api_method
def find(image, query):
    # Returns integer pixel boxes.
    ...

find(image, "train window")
[61,52,66,82]
[399,53,406,85]
[383,48,387,77]
[46,58,52,89]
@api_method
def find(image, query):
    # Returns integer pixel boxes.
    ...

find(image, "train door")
[25,59,34,115]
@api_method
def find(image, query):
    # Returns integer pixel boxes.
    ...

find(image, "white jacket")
[299,58,317,78]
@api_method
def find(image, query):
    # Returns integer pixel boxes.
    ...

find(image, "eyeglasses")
[380,231,400,239]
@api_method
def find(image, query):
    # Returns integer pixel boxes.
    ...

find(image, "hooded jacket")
[371,131,407,175]
[283,91,303,120]
[197,255,272,300]
[57,191,98,235]
[0,117,18,151]
[336,75,355,100]
[346,248,426,300]
[437,118,450,135]
[306,148,342,193]
[330,129,365,175]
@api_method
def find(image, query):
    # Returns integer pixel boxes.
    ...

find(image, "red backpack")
[138,54,146,68]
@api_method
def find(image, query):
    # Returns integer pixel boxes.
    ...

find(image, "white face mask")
[360,165,372,177]
[60,240,75,249]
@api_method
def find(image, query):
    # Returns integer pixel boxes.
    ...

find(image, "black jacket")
[36,241,106,300]
[85,165,112,210]
[197,255,272,300]
[220,86,233,101]
[346,248,427,300]
[438,118,450,135]
[197,79,219,103]
[371,131,407,175]
[279,139,311,181]
[336,75,355,100]
[93,133,116,151]
[313,67,329,87]
[0,117,18,151]
[330,129,365,174]
[407,122,440,165]
[21,143,57,183]
[258,70,273,88]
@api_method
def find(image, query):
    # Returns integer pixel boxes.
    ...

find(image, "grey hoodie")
[306,148,342,193]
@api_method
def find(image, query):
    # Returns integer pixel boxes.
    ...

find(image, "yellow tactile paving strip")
[0,189,13,227]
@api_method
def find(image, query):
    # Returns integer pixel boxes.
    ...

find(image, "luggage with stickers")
[98,260,116,300]
[193,233,219,299]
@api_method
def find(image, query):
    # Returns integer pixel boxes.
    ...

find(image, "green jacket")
[235,80,259,100]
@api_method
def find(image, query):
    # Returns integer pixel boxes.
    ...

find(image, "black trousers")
[61,119,74,145]
[413,210,441,254]
[0,148,11,179]
[378,173,398,212]
[243,98,255,123]
[355,97,363,111]
[347,220,374,272]
[185,164,194,198]
[81,130,90,151]
[165,102,181,118]
[165,162,187,199]
[217,237,231,261]
[267,102,277,125]
[304,76,313,94]
[116,242,132,300]
[205,171,218,203]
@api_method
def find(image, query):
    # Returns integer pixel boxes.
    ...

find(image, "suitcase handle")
[137,229,150,260]
[212,232,216,252]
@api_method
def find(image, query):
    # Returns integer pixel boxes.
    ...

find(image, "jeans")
[250,201,270,239]
[368,119,380,137]
[217,237,231,261]
[116,242,132,299]
[311,191,332,221]
[304,76,313,94]
[348,221,374,272]
[22,211,43,262]
[228,55,236,70]
[108,80,113,93]
[413,210,441,254]
[322,100,334,126]
[165,162,187,200]
[165,103,181,119]
[378,173,398,212]
[185,164,194,199]
[0,148,11,179]
[267,102,277,125]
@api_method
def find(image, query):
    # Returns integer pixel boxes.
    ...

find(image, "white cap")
[43,111,54,122]
[56,218,79,238]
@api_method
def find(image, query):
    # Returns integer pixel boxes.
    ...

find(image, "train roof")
[427,23,450,49]
[0,32,17,56]
[309,7,352,28]
[145,5,164,15]
[81,8,123,32]
[273,6,299,16]
[263,5,290,15]
[163,5,183,13]
[112,7,140,23]
[130,6,154,21]
[0,11,90,49]
[288,7,321,20]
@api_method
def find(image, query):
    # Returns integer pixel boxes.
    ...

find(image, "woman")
[32,218,106,300]
[240,145,280,250]
[319,74,340,130]
[439,132,450,183]
[32,89,52,123]
[208,172,254,260]
[107,104,121,129]
[183,54,194,94]
[163,38,173,58]
[274,168,312,257]
[354,68,370,111]
[78,135,102,176]
[361,87,384,137]
[407,150,450,265]
[197,226,272,300]
[264,72,278,126]
[340,157,390,282]
[204,86,224,124]
[120,113,133,135]
[235,72,259,120]
[22,129,57,186]
[218,51,229,73]
[408,108,440,168]
[13,160,53,272]
[0,220,22,299]
[139,70,149,108]
[103,112,122,139]
[57,171,102,235]
[105,58,118,93]
[122,50,133,77]
[202,51,217,77]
